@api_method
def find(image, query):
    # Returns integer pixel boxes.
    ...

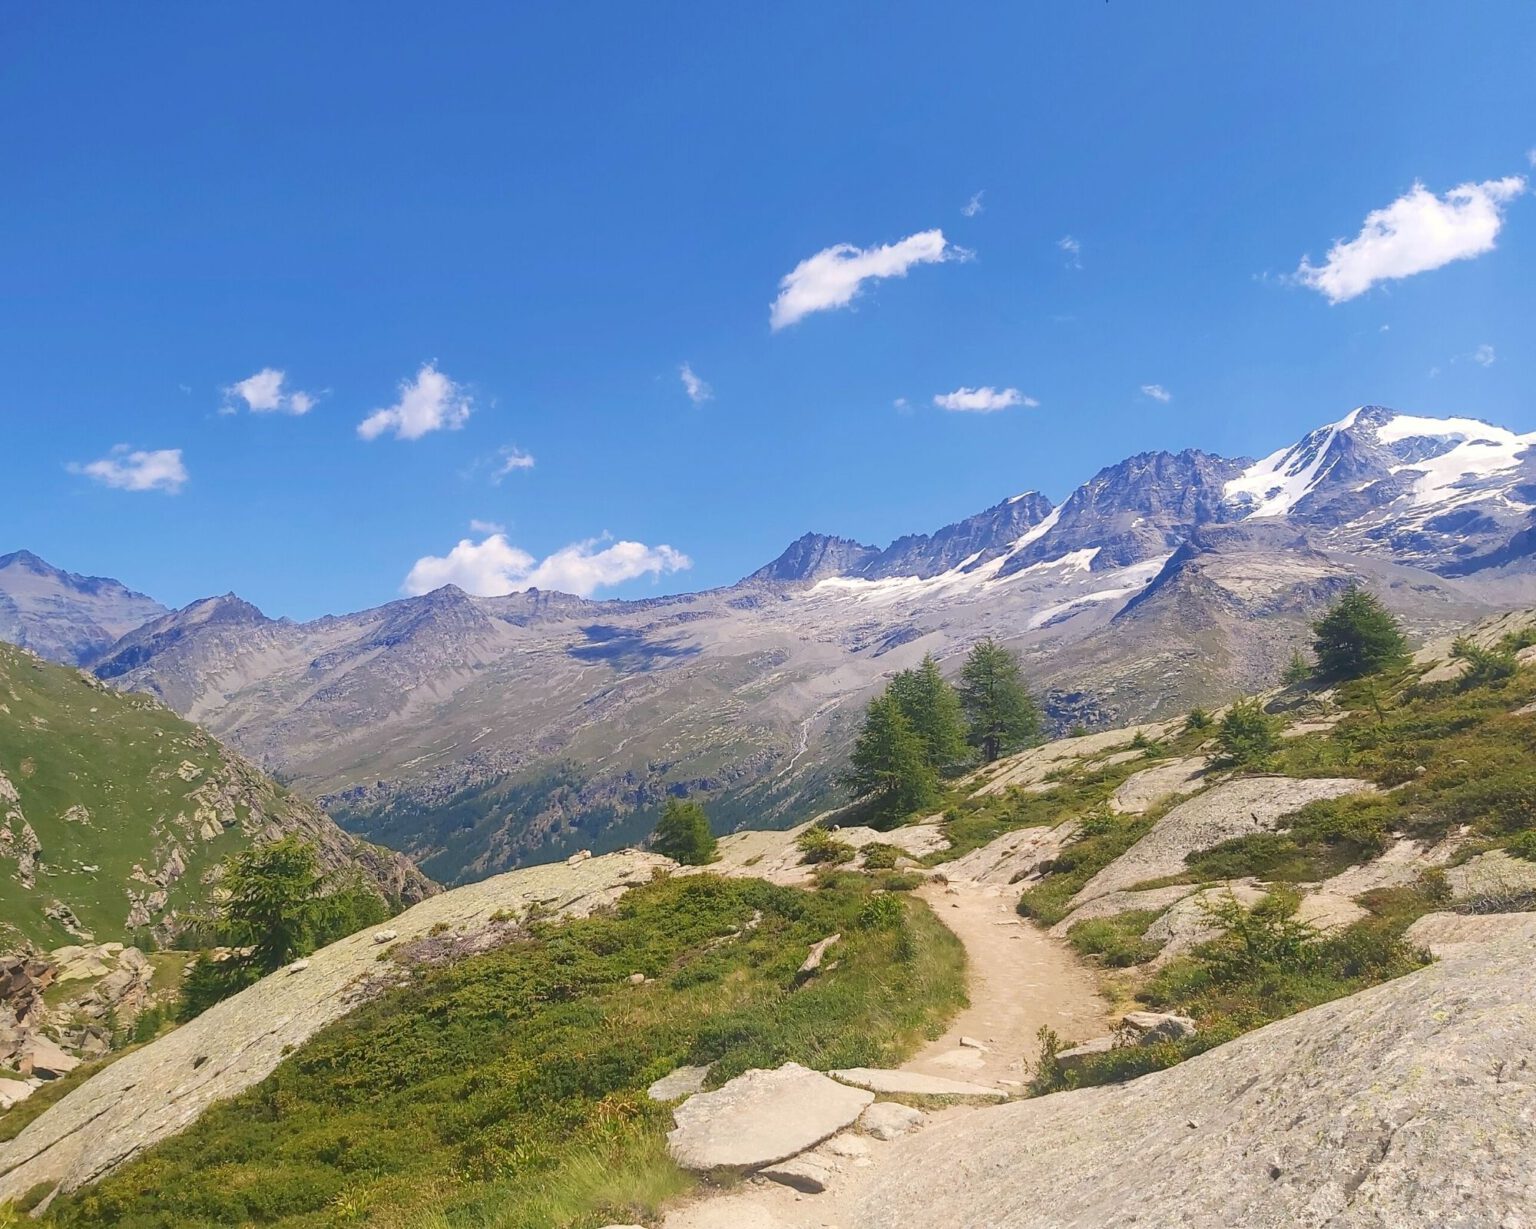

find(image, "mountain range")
[3,405,1532,883]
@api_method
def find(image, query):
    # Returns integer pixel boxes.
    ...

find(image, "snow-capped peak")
[1223,407,1364,519]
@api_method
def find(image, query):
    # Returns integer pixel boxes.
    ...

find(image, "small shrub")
[1216,699,1281,770]
[796,827,856,865]
[860,843,903,870]
[1451,637,1518,689]
[1507,831,1536,862]
[856,894,905,930]
[1184,707,1212,731]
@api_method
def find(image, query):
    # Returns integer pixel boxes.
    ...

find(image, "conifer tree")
[650,797,719,865]
[957,638,1041,762]
[1311,586,1408,680]
[847,692,939,827]
[887,654,968,774]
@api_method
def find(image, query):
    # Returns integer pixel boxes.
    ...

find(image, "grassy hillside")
[43,872,964,1228]
[0,643,430,950]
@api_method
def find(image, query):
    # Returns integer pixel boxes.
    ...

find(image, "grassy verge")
[44,872,965,1229]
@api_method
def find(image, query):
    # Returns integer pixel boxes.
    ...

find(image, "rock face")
[0,849,669,1204]
[1071,776,1375,906]
[0,550,167,667]
[665,1063,874,1172]
[853,934,1536,1228]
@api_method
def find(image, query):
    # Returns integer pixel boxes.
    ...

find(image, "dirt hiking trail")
[660,879,1111,1228]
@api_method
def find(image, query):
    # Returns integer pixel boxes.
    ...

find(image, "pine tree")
[650,798,719,865]
[847,693,939,827]
[957,638,1041,762]
[887,654,968,774]
[1311,586,1408,680]
[1281,648,1312,686]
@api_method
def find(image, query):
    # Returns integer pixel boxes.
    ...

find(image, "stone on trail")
[647,1064,712,1101]
[759,1156,834,1193]
[666,1062,873,1171]
[858,1101,926,1141]
[831,1067,1007,1100]
[820,1132,872,1159]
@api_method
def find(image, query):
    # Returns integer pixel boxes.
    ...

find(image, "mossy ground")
[44,872,965,1229]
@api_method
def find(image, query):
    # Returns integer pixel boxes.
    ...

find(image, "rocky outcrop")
[853,934,1536,1228]
[1070,776,1375,906]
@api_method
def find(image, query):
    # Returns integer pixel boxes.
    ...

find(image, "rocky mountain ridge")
[0,553,167,668]
[4,405,1532,881]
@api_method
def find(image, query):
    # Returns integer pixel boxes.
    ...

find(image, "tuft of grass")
[1064,909,1163,967]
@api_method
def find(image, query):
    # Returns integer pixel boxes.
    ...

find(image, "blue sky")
[3,3,1534,619]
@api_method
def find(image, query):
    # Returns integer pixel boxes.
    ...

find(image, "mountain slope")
[0,552,167,667]
[0,642,434,949]
[49,405,1536,881]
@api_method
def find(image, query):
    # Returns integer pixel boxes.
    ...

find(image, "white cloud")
[679,362,713,405]
[357,363,472,440]
[932,386,1037,413]
[1472,343,1496,367]
[68,445,188,493]
[1528,148,1536,168]
[770,229,966,330]
[469,518,506,535]
[961,191,985,218]
[491,445,535,482]
[1058,235,1082,268]
[403,532,691,598]
[1141,384,1173,403]
[222,367,317,416]
[1294,176,1526,303]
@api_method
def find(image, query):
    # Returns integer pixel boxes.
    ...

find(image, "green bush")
[1216,699,1281,770]
[856,894,906,930]
[860,842,903,870]
[796,827,856,865]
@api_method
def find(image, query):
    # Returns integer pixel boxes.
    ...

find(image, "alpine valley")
[7,406,1534,884]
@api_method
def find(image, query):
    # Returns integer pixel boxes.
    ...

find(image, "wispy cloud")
[222,367,317,416]
[1057,235,1082,268]
[1472,343,1496,367]
[358,363,472,440]
[68,446,188,493]
[491,445,536,482]
[770,229,968,330]
[933,386,1037,414]
[679,362,713,405]
[1293,175,1526,303]
[961,191,985,218]
[403,532,691,598]
[1140,384,1173,403]
[469,518,506,535]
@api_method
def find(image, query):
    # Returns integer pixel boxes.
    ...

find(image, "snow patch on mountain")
[1375,414,1536,507]
[1224,408,1363,518]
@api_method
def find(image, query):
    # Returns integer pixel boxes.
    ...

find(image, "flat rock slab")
[938,822,1079,885]
[648,1064,713,1101]
[1109,757,1209,815]
[1405,910,1536,958]
[667,1062,873,1171]
[1071,776,1375,907]
[859,1101,926,1140]
[1445,851,1536,905]
[831,1067,1007,1100]
[1047,884,1196,938]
